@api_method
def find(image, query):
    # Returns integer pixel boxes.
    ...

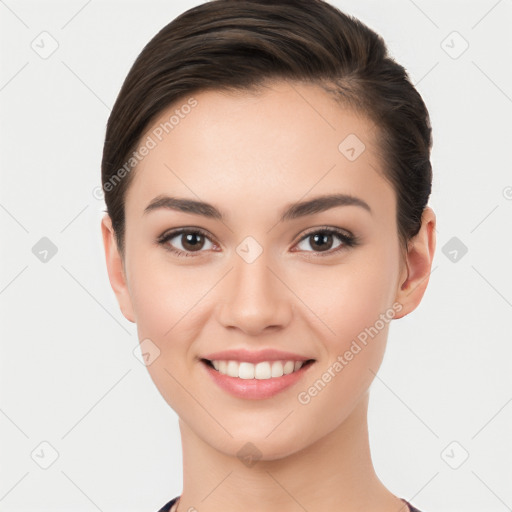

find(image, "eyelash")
[156,226,359,259]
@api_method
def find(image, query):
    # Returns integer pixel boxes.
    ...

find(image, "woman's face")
[103,80,419,459]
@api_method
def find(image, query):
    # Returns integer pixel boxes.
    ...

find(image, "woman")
[100,1,436,511]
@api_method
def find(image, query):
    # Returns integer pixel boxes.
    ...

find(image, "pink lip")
[201,348,313,364]
[201,359,315,400]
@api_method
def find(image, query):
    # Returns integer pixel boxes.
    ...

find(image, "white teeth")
[254,361,271,379]
[227,360,239,378]
[283,361,295,375]
[239,362,254,379]
[271,361,283,378]
[208,359,306,379]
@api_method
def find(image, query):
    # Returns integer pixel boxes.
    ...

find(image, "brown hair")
[101,0,432,259]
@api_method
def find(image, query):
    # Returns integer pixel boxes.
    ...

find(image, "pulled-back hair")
[101,0,432,258]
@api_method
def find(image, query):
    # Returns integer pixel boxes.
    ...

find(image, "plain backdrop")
[1,1,511,511]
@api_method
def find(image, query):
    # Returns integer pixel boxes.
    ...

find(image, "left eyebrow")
[280,193,372,221]
[143,193,372,221]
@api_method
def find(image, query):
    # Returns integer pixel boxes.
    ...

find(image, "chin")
[200,419,317,463]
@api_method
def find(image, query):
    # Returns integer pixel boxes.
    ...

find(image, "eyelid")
[295,225,355,242]
[291,226,358,258]
[156,227,218,251]
[157,226,212,241]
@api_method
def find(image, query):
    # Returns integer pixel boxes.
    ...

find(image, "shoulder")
[156,496,179,512]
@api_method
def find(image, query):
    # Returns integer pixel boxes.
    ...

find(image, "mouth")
[201,358,315,379]
[200,358,316,400]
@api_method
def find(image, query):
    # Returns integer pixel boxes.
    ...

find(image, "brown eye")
[307,232,336,252]
[158,229,215,256]
[294,228,357,256]
[180,232,207,251]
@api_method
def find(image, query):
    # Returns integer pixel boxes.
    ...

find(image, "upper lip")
[201,348,314,364]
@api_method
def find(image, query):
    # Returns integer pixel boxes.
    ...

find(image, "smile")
[201,358,316,399]
[206,359,314,379]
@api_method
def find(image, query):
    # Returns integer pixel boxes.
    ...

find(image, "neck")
[174,392,405,512]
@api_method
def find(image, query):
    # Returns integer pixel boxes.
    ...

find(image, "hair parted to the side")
[101,0,432,260]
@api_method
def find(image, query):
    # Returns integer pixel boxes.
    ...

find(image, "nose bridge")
[217,240,292,334]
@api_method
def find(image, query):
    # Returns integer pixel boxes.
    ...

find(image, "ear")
[394,206,436,319]
[101,214,136,323]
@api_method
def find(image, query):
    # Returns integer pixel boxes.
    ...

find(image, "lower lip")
[201,360,314,400]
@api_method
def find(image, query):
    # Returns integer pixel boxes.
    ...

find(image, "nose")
[217,249,293,336]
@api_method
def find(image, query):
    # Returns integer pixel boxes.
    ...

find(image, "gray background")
[1,1,511,511]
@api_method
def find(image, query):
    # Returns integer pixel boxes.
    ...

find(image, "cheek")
[126,256,207,411]
[301,253,398,346]
[291,264,396,434]
[292,243,400,400]
[127,247,206,337]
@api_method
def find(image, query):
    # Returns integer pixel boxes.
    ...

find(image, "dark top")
[157,496,424,512]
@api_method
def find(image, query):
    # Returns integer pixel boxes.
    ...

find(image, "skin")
[102,80,436,512]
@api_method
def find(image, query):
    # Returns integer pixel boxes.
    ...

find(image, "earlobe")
[101,214,136,323]
[393,207,436,319]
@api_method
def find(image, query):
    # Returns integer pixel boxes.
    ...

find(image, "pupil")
[312,233,332,251]
[184,233,203,250]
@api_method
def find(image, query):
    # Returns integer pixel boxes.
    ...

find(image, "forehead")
[125,81,394,220]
